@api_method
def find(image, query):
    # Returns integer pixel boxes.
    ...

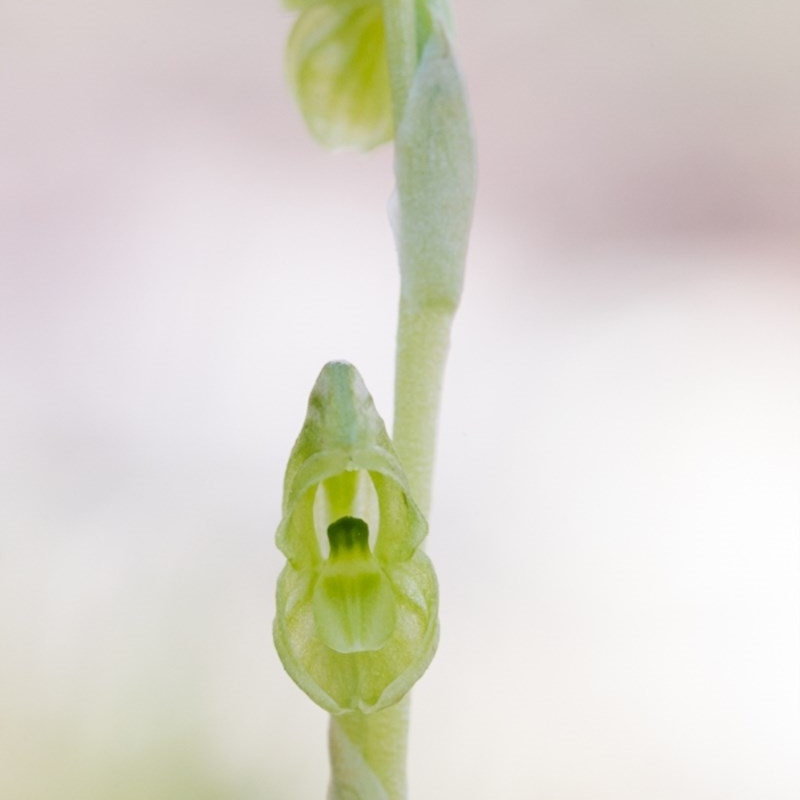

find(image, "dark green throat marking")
[314,514,397,654]
[327,516,370,557]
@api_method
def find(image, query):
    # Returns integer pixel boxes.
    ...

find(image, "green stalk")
[326,1,421,788]
[328,697,410,800]
[327,2,473,797]
[392,302,454,515]
[381,0,417,122]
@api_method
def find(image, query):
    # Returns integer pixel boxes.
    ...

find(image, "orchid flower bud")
[284,0,393,150]
[273,361,439,714]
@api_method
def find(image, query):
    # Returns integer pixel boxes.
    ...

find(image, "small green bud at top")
[274,362,439,714]
[284,0,393,150]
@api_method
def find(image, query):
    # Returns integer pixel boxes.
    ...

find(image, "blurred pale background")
[1,1,799,798]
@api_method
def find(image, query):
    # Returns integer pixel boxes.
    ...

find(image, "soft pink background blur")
[2,1,799,798]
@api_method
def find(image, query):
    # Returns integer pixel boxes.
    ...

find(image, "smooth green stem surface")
[381,0,417,123]
[328,697,410,800]
[392,299,454,517]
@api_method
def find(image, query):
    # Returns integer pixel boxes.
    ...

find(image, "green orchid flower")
[273,361,439,714]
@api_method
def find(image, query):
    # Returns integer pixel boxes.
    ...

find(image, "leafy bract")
[393,22,476,312]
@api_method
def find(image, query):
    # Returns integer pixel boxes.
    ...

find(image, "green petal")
[275,550,438,714]
[286,0,393,150]
[273,362,439,714]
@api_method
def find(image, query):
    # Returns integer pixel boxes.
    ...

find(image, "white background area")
[2,1,799,798]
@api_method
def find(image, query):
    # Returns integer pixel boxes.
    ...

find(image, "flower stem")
[327,3,467,797]
[381,0,417,123]
[392,300,454,516]
[327,697,410,800]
